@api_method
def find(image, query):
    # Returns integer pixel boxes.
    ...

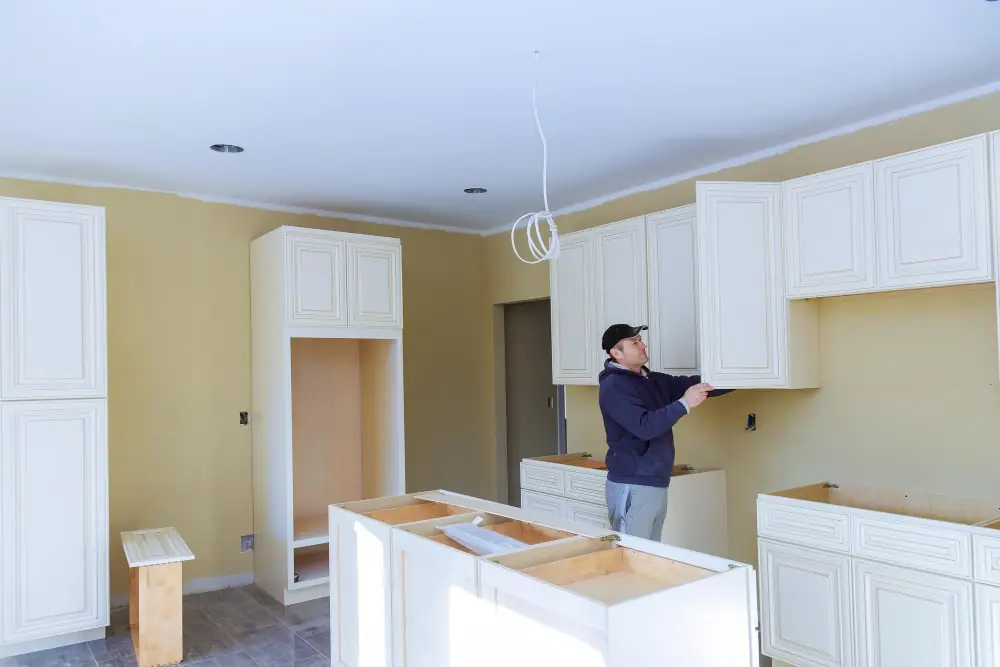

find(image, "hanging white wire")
[511,51,560,264]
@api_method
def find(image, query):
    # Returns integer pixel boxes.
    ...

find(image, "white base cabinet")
[0,197,109,660]
[330,489,761,667]
[519,453,730,557]
[757,481,1000,667]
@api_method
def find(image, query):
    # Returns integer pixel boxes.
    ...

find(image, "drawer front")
[565,499,611,531]
[519,462,565,496]
[564,470,606,504]
[972,534,1000,585]
[757,498,851,552]
[852,515,971,578]
[520,490,566,521]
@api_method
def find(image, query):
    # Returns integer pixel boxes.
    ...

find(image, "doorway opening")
[493,298,566,506]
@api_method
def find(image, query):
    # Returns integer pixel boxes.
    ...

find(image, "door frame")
[492,301,566,505]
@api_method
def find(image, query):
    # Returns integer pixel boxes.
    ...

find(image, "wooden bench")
[121,527,195,667]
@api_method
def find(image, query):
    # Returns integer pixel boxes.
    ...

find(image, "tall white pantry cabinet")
[0,197,109,659]
[250,225,405,606]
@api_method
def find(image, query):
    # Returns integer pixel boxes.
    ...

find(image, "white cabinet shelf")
[757,481,1000,667]
[329,489,761,667]
[549,210,699,385]
[251,225,405,606]
[0,197,109,660]
[520,453,729,558]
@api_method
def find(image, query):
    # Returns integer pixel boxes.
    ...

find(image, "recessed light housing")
[464,187,487,194]
[210,144,244,153]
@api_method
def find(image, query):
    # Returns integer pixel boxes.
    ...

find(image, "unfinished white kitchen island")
[329,489,760,667]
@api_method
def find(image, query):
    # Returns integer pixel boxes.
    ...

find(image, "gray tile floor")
[0,585,329,667]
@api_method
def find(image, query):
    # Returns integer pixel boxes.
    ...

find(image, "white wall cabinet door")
[853,559,973,667]
[645,206,699,375]
[347,240,402,329]
[0,400,107,644]
[758,539,854,667]
[550,230,598,385]
[0,198,106,400]
[592,217,647,372]
[285,232,347,327]
[783,163,876,298]
[696,182,785,386]
[874,134,992,291]
[990,131,1000,388]
[976,584,1000,667]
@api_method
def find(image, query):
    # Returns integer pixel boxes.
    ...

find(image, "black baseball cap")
[601,324,648,353]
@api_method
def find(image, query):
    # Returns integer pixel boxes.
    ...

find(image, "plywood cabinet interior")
[0,197,109,660]
[549,209,699,385]
[520,453,729,558]
[757,481,1000,667]
[695,181,819,389]
[251,225,405,606]
[329,489,761,667]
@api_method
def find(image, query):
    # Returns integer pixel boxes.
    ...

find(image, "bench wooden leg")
[129,562,183,667]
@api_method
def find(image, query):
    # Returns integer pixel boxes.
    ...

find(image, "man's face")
[613,334,648,367]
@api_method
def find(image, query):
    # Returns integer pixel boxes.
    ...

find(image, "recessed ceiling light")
[210,144,244,153]
[464,187,487,194]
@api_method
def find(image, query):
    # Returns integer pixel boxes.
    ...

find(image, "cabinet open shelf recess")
[251,225,405,606]
[549,129,1000,389]
[329,489,762,667]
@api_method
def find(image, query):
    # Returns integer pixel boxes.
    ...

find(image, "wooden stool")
[121,527,195,667]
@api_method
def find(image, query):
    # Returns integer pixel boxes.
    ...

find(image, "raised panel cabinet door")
[874,134,992,290]
[695,182,784,386]
[593,216,648,371]
[853,559,973,667]
[783,163,876,298]
[0,198,106,400]
[549,230,597,384]
[991,131,1000,387]
[347,240,402,328]
[645,206,699,375]
[1,400,108,644]
[285,233,347,327]
[976,584,1000,667]
[757,539,854,667]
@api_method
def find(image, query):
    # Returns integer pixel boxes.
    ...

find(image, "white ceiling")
[1,2,1000,234]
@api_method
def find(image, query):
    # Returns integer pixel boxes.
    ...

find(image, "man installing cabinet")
[598,323,732,541]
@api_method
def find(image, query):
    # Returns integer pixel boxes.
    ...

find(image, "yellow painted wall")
[485,88,1000,592]
[0,178,494,600]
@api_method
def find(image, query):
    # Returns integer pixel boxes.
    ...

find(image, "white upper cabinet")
[593,216,647,357]
[286,231,347,327]
[549,213,699,385]
[992,131,1000,387]
[695,182,819,389]
[875,135,992,291]
[550,229,598,385]
[783,163,877,298]
[0,198,107,400]
[347,239,402,329]
[646,206,699,375]
[283,228,402,331]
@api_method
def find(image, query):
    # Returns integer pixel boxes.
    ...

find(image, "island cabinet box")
[478,536,761,667]
[330,490,760,667]
[328,490,610,667]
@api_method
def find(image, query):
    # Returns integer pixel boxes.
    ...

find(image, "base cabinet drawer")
[565,499,611,531]
[520,462,566,496]
[852,514,971,579]
[520,490,567,521]
[757,497,851,553]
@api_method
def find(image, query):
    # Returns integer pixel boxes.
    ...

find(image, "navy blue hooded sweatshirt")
[598,360,732,487]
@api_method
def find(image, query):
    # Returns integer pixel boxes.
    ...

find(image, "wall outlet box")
[241,534,254,552]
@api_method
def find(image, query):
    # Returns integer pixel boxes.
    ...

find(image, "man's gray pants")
[605,479,669,541]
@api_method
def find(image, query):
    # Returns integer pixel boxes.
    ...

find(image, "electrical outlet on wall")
[746,413,756,431]
[241,534,254,552]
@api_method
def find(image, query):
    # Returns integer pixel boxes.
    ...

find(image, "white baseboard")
[110,571,255,609]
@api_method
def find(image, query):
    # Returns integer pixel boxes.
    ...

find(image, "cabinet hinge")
[823,482,840,489]
[600,534,621,542]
